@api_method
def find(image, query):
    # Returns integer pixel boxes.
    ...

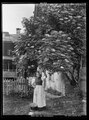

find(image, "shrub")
[46,88,62,96]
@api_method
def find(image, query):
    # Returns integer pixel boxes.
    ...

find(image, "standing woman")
[32,71,46,110]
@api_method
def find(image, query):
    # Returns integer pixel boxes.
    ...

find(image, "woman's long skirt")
[33,85,46,108]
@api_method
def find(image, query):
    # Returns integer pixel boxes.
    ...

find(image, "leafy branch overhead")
[14,3,86,83]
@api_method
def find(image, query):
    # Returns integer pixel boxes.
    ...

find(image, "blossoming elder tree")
[13,3,86,85]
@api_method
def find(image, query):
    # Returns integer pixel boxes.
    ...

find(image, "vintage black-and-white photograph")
[2,3,86,116]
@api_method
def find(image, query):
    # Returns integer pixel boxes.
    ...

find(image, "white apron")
[33,85,46,108]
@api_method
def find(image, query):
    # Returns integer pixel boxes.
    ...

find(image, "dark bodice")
[35,77,42,85]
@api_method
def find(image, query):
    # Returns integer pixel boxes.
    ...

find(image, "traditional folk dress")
[32,75,46,108]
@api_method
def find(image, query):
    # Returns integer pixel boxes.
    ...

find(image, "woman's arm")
[31,77,36,88]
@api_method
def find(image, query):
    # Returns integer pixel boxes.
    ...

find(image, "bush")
[27,85,34,97]
[6,85,34,99]
[77,90,83,99]
[46,88,62,96]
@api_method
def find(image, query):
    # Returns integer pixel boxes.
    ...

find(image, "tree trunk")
[65,70,77,86]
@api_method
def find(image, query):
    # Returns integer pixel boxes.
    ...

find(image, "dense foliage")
[13,3,86,84]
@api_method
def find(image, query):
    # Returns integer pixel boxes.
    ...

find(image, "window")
[3,60,8,71]
[8,50,11,55]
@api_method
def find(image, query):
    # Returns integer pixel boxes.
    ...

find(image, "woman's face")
[36,72,40,77]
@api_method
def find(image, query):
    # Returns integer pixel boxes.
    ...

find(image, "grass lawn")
[3,86,85,116]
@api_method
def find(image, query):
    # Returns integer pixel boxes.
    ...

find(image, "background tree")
[14,3,86,85]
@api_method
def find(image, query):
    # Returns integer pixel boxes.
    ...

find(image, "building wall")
[3,41,14,57]
[3,32,17,78]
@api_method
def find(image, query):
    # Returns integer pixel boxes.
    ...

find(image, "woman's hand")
[32,82,36,88]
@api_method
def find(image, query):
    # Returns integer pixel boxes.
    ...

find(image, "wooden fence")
[3,77,29,96]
